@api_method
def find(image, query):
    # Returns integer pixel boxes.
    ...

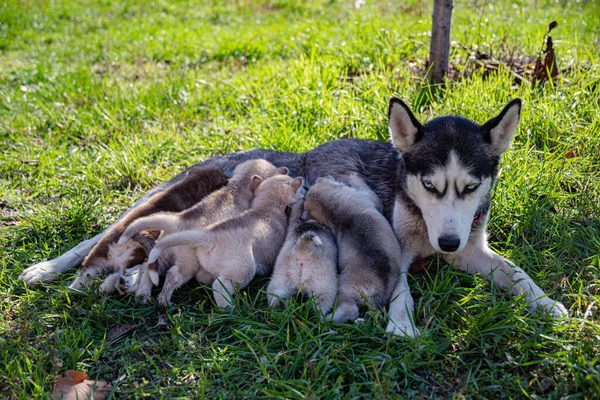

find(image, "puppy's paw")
[120,268,143,293]
[326,303,359,323]
[135,288,152,304]
[267,294,282,308]
[157,292,172,308]
[99,273,122,294]
[386,319,420,339]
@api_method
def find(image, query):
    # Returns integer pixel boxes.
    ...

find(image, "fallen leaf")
[565,150,577,158]
[65,370,88,383]
[52,370,111,400]
[107,323,137,342]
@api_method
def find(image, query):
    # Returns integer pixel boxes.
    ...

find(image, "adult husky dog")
[20,98,568,337]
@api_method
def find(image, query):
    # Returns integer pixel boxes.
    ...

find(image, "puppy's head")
[302,178,346,225]
[252,174,304,209]
[232,159,288,184]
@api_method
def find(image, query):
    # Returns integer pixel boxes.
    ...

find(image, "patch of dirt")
[0,201,20,227]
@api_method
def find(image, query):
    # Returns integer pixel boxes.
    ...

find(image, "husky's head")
[389,98,521,254]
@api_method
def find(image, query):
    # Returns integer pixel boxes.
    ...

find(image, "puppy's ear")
[277,167,289,175]
[290,177,304,195]
[251,175,263,192]
[482,99,521,155]
[388,97,423,153]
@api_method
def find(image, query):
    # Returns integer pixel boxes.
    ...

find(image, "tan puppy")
[147,174,304,307]
[267,200,338,315]
[302,177,402,323]
[69,168,228,291]
[117,159,286,299]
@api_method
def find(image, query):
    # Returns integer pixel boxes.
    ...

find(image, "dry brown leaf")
[65,370,88,383]
[52,370,112,400]
[107,323,137,343]
[532,21,560,87]
[565,150,577,159]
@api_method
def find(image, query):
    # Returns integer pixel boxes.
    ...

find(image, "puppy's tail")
[147,230,214,264]
[298,231,323,249]
[118,214,179,245]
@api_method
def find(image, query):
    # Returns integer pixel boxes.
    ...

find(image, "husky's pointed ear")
[388,97,423,153]
[482,99,522,155]
[251,175,263,191]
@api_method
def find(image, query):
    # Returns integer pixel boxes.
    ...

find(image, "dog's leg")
[305,275,337,316]
[19,233,103,285]
[266,272,297,308]
[444,232,568,318]
[385,271,420,338]
[134,269,155,303]
[99,272,123,294]
[212,257,256,309]
[157,255,198,308]
[18,179,176,285]
[212,276,238,309]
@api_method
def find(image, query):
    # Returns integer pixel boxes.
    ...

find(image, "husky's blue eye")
[464,183,480,193]
[421,180,436,193]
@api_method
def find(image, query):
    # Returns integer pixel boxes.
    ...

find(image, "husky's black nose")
[438,236,460,252]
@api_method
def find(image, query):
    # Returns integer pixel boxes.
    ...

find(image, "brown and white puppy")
[267,200,338,316]
[303,177,413,328]
[117,159,286,299]
[146,174,304,308]
[69,168,228,291]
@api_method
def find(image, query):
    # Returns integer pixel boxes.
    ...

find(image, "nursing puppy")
[267,200,338,315]
[70,168,228,291]
[146,174,304,308]
[303,177,414,331]
[117,159,286,299]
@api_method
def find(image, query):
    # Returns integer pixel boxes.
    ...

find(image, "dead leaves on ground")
[52,370,111,400]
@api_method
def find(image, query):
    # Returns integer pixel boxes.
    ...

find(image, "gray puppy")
[267,200,338,315]
[303,177,408,325]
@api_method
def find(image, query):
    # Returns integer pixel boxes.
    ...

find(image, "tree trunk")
[428,0,453,85]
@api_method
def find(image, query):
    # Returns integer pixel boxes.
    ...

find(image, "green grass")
[1,0,599,397]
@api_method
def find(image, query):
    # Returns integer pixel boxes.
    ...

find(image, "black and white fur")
[19,98,568,337]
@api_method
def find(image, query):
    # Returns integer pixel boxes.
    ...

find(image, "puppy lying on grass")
[116,159,286,300]
[146,173,304,308]
[70,168,228,291]
[303,177,418,336]
[267,199,338,316]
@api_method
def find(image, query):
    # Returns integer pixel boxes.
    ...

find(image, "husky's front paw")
[20,262,57,285]
[386,319,420,338]
[537,298,569,319]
